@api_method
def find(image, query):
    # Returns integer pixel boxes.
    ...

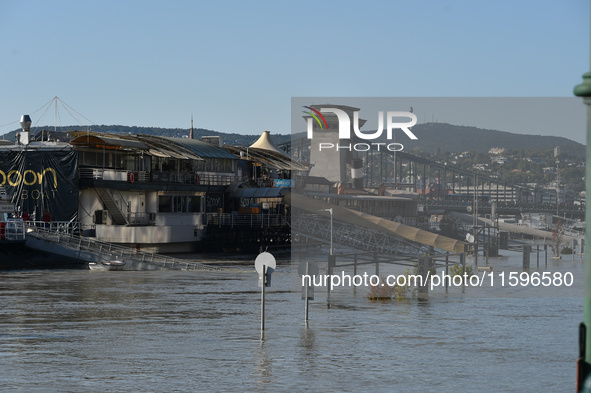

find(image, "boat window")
[181,160,192,172]
[188,196,202,213]
[158,194,204,214]
[158,196,172,213]
[161,159,176,172]
[124,154,138,171]
[174,196,187,213]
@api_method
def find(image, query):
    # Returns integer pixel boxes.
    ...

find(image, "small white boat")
[88,260,126,271]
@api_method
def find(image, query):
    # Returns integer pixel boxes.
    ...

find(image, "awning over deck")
[70,132,237,162]
[224,145,308,171]
[70,135,148,150]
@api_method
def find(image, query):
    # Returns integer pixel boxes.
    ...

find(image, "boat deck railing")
[27,220,80,234]
[0,219,26,241]
[79,167,241,187]
[0,219,78,242]
[27,226,222,271]
[206,213,288,228]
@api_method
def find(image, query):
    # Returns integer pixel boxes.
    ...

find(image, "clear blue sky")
[0,0,589,142]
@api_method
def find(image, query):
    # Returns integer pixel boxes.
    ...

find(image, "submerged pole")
[261,264,266,332]
[305,262,309,324]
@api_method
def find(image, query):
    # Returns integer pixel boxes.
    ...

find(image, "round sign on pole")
[255,252,276,275]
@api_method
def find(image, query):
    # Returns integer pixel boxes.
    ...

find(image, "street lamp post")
[320,207,334,308]
[555,146,560,217]
[319,208,333,255]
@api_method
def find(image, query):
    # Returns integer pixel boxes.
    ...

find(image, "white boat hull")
[88,260,126,271]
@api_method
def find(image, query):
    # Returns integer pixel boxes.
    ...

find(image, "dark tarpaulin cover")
[0,150,78,221]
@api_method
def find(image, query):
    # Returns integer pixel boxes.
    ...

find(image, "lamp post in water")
[574,12,591,388]
[555,146,560,218]
[319,208,333,255]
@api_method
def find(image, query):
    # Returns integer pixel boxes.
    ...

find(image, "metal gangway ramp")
[25,226,220,271]
[287,192,466,256]
[292,214,431,257]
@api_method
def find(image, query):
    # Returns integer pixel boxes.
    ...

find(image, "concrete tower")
[304,104,366,186]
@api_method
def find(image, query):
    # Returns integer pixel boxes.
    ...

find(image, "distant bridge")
[285,138,582,217]
[424,200,585,218]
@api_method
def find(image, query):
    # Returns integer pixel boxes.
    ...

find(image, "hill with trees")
[0,125,292,147]
[401,122,585,158]
[2,121,582,159]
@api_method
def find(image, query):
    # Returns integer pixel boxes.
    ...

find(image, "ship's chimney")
[19,115,31,145]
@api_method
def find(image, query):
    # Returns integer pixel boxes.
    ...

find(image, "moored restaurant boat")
[0,108,299,268]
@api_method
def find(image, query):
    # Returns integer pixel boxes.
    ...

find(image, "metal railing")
[168,172,240,186]
[425,198,585,212]
[127,212,156,225]
[0,220,79,242]
[26,220,80,234]
[0,219,26,241]
[79,167,240,187]
[206,213,288,228]
[27,227,221,271]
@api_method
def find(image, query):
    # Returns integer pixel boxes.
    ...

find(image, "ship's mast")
[54,97,58,132]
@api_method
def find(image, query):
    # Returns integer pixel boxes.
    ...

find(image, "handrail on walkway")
[27,226,221,271]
